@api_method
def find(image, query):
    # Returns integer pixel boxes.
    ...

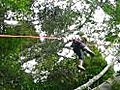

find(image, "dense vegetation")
[0,0,120,90]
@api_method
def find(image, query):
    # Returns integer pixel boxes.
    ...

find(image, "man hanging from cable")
[69,36,95,70]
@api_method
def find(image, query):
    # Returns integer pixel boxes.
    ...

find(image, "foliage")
[32,46,113,90]
[0,0,32,12]
[0,54,34,90]
[0,0,119,90]
[39,6,79,35]
[102,1,120,43]
[111,76,120,90]
[0,21,38,89]
[0,21,38,55]
[102,1,120,24]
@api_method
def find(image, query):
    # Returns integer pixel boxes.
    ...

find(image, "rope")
[0,34,61,40]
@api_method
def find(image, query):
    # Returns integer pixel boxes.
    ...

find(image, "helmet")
[81,35,88,43]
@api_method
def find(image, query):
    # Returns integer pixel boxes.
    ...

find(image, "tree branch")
[74,62,114,90]
[92,78,112,90]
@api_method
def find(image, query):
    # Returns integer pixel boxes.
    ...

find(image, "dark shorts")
[73,49,84,60]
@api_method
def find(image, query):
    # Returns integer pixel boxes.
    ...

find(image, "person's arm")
[63,39,73,50]
[64,46,73,50]
[62,38,73,45]
[79,41,95,56]
[83,46,95,56]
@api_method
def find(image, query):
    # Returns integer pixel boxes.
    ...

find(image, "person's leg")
[78,59,85,70]
[77,50,85,70]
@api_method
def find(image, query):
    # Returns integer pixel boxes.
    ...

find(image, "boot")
[77,60,85,70]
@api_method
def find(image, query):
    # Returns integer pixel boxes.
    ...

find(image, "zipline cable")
[0,34,62,40]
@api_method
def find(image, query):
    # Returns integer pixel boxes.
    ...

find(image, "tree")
[0,0,38,89]
[0,0,120,90]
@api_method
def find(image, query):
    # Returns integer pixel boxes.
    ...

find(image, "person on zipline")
[70,37,95,70]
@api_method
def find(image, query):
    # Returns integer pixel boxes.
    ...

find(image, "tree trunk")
[74,63,114,90]
[92,75,120,90]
